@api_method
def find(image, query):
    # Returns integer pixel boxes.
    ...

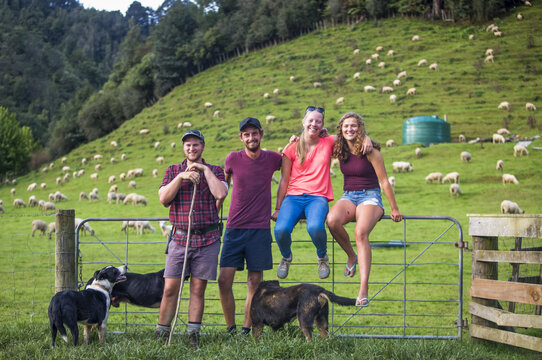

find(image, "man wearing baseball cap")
[156,129,228,347]
[217,117,282,335]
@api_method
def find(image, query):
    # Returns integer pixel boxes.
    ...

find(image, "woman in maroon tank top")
[326,112,402,307]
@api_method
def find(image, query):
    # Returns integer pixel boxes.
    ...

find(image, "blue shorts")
[220,228,273,271]
[339,188,384,213]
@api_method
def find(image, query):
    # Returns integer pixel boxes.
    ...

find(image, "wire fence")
[0,213,464,339]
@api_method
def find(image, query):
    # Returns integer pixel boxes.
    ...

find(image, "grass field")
[1,3,542,357]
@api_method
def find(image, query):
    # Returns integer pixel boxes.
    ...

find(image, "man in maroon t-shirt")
[218,117,282,335]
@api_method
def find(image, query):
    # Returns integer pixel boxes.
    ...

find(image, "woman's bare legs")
[327,200,357,274]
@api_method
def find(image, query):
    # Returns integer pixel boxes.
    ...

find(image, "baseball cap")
[239,117,262,131]
[181,129,205,143]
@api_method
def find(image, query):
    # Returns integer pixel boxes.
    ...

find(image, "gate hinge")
[454,318,469,330]
[455,241,469,250]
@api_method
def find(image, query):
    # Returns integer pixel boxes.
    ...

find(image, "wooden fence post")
[55,209,76,293]
[471,235,499,329]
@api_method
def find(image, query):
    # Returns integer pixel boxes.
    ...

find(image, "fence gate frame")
[72,214,464,339]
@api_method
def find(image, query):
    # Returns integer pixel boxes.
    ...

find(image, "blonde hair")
[332,112,380,162]
[296,110,324,165]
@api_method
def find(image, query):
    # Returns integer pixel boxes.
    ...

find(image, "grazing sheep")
[484,55,494,63]
[133,168,143,177]
[135,221,156,235]
[496,160,504,171]
[159,221,173,238]
[177,122,184,129]
[376,46,383,52]
[156,156,164,164]
[415,148,422,158]
[213,110,220,117]
[397,71,407,79]
[82,158,87,166]
[93,154,103,161]
[313,82,322,88]
[139,129,150,135]
[263,92,270,99]
[469,34,474,40]
[183,121,192,128]
[364,85,376,92]
[353,72,360,79]
[458,134,466,143]
[381,86,394,93]
[372,52,380,59]
[501,200,524,214]
[442,172,460,184]
[425,172,442,184]
[78,169,85,177]
[526,1,532,6]
[108,175,116,184]
[497,128,510,135]
[353,49,360,55]
[90,173,98,180]
[264,115,276,125]
[153,169,159,178]
[123,193,137,205]
[365,58,372,65]
[121,153,126,161]
[492,134,505,144]
[27,183,37,191]
[449,183,462,197]
[393,79,401,87]
[289,76,295,82]
[388,176,396,190]
[49,162,54,169]
[526,103,536,111]
[392,161,413,173]
[108,185,118,193]
[378,61,385,69]
[494,31,502,37]
[273,88,279,95]
[387,50,394,56]
[28,195,38,207]
[14,198,26,208]
[40,183,47,190]
[48,193,55,201]
[331,159,340,168]
[204,101,213,108]
[121,221,137,233]
[412,35,420,41]
[171,142,176,149]
[485,48,493,56]
[386,139,395,147]
[89,191,101,201]
[42,167,48,173]
[154,141,160,149]
[107,192,117,204]
[10,188,16,196]
[75,218,94,236]
[73,171,79,179]
[498,101,511,111]
[79,192,89,200]
[133,194,148,206]
[517,13,523,21]
[120,173,126,181]
[42,201,56,211]
[129,181,137,189]
[336,97,345,105]
[110,140,118,147]
[460,151,471,162]
[429,63,439,71]
[54,191,68,202]
[418,59,428,66]
[63,173,70,182]
[95,164,102,171]
[115,193,126,204]
[513,144,529,157]
[486,24,496,32]
[32,220,47,237]
[48,222,56,239]
[502,174,519,185]
[389,95,397,103]
[406,88,416,95]
[61,157,67,164]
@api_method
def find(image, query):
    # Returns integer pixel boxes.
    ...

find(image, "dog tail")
[321,290,356,306]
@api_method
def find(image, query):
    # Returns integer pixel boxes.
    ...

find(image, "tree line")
[0,0,525,180]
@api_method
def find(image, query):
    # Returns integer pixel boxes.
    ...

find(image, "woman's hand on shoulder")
[361,136,373,154]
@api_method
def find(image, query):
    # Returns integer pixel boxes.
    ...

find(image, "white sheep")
[378,61,385,69]
[517,13,523,21]
[89,191,101,201]
[381,86,394,93]
[389,95,397,103]
[121,221,137,233]
[48,193,55,201]
[94,164,101,172]
[108,184,117,193]
[336,97,345,105]
[372,52,380,59]
[204,102,213,108]
[353,49,360,55]
[412,35,420,41]
[501,200,524,214]
[417,59,427,67]
[485,49,493,56]
[263,92,270,99]
[406,88,416,95]
[498,101,510,110]
[273,88,279,95]
[425,172,442,184]
[376,46,383,52]
[450,183,462,197]
[82,158,87,166]
[497,128,510,135]
[73,171,79,179]
[460,151,472,162]
[40,183,47,190]
[63,173,70,182]
[526,1,532,6]
[135,221,156,235]
[387,50,394,56]
[469,34,474,40]
[139,129,150,135]
[14,198,26,208]
[177,122,184,129]
[75,218,94,236]
[49,162,54,169]
[156,156,165,164]
[171,142,176,149]
[133,194,148,206]
[415,148,422,158]
[42,167,48,173]
[108,175,116,184]
[10,188,16,196]
[289,76,295,82]
[154,141,160,149]
[502,173,519,185]
[496,160,504,171]
[492,134,505,144]
[183,121,192,128]
[397,71,407,79]
[388,176,396,190]
[32,220,47,237]
[93,154,103,161]
[484,55,494,63]
[61,157,67,164]
[110,157,117,164]
[393,79,401,87]
[107,192,117,204]
[79,192,89,200]
[213,110,220,117]
[90,173,98,180]
[123,193,137,205]
[365,58,372,65]
[48,222,56,239]
[27,183,37,191]
[526,103,536,111]
[513,144,529,157]
[494,31,502,37]
[392,161,413,173]
[364,85,376,92]
[442,172,460,184]
[458,134,466,143]
[353,72,360,79]
[110,140,118,147]
[386,139,395,147]
[429,63,439,71]
[115,193,126,204]
[313,82,322,88]
[78,169,85,177]
[42,201,56,211]
[486,24,496,32]
[120,173,126,181]
[54,191,68,202]
[129,180,137,189]
[153,169,159,178]
[159,221,173,238]
[121,153,126,161]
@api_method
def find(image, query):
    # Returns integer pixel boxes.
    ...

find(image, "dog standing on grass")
[250,280,356,341]
[48,265,127,347]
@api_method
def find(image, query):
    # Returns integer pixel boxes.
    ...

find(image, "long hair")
[296,110,324,166]
[332,112,380,162]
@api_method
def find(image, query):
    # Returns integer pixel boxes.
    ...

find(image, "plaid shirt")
[160,158,225,247]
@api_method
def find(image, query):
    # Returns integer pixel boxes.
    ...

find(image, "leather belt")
[174,225,219,236]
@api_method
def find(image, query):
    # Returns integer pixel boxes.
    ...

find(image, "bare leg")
[244,271,263,328]
[188,278,208,323]
[354,204,383,302]
[158,277,181,326]
[218,267,237,328]
[327,200,357,272]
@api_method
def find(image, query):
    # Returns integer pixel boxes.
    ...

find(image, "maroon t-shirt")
[340,153,380,191]
[224,149,282,229]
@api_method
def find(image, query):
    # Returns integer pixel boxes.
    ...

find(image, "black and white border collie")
[48,265,127,346]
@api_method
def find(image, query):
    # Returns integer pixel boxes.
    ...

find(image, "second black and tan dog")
[250,280,356,341]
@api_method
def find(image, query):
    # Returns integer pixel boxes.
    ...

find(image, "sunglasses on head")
[306,106,325,114]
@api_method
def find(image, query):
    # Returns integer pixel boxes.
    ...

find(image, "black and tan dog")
[85,269,165,308]
[48,265,127,346]
[250,280,356,341]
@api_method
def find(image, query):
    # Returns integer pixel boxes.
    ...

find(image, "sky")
[78,0,164,14]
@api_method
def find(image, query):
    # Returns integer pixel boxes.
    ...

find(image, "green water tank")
[402,115,450,146]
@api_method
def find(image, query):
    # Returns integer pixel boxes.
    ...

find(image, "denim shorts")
[339,188,384,212]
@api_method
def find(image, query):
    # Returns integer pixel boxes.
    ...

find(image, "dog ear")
[93,270,101,279]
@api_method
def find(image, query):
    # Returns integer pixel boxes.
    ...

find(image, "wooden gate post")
[471,235,499,328]
[55,209,76,293]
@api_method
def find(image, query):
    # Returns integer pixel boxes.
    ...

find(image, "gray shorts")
[164,240,220,280]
